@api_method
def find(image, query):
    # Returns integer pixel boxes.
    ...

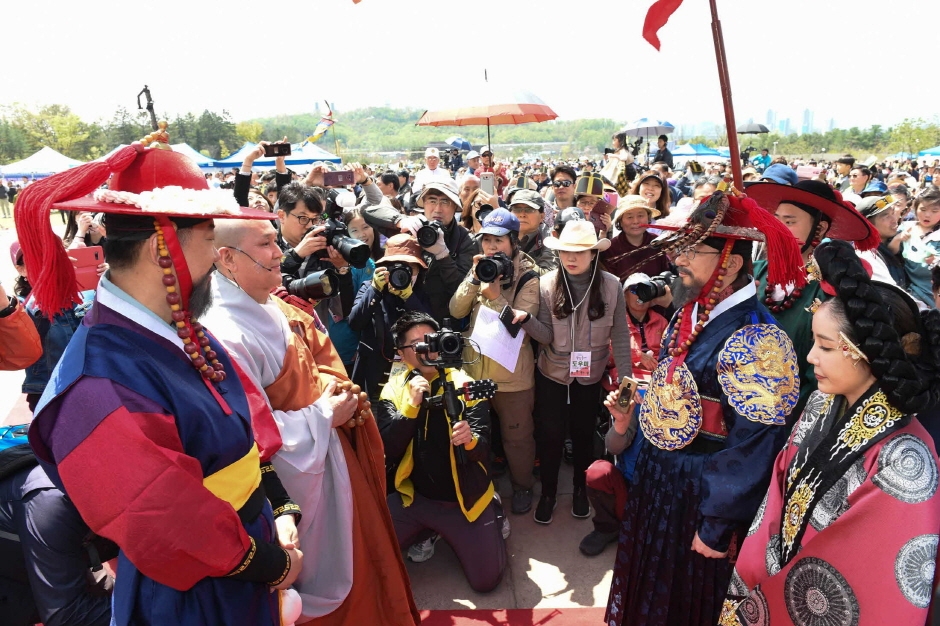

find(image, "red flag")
[643,0,684,50]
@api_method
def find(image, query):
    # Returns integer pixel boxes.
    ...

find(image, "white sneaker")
[407,534,440,563]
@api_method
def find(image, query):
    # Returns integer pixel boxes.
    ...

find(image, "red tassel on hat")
[14,145,141,318]
[729,194,807,290]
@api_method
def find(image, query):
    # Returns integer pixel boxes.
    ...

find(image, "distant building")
[827,118,836,132]
[801,109,814,135]
[778,119,792,135]
[766,109,777,130]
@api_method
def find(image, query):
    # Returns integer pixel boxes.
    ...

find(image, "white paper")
[469,306,526,373]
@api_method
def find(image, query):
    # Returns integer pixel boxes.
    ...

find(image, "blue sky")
[6,0,936,131]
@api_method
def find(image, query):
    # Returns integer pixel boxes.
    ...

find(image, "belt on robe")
[202,442,266,524]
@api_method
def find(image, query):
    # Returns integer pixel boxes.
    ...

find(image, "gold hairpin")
[839,332,870,366]
[805,298,822,315]
[806,258,821,283]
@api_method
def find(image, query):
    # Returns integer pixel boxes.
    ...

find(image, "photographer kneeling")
[376,312,507,593]
[449,208,540,515]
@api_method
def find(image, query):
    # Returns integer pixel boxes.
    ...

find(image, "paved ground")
[407,465,615,612]
[0,212,615,612]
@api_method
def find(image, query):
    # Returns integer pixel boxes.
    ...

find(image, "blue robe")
[29,287,279,626]
[607,287,796,626]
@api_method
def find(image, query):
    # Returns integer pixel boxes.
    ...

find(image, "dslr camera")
[416,219,444,248]
[475,252,513,284]
[414,318,465,369]
[630,271,676,304]
[317,189,371,268]
[287,268,339,301]
[386,261,413,291]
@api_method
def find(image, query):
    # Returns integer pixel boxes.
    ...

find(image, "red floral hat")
[14,123,273,383]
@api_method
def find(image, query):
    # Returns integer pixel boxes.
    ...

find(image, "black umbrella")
[737,123,770,134]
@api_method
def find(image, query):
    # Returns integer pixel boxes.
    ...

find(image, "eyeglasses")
[482,153,493,157]
[667,246,721,262]
[290,213,322,226]
[423,197,455,208]
[552,180,574,188]
[398,342,422,351]
[511,205,539,214]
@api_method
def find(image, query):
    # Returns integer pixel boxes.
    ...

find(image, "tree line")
[2,103,939,165]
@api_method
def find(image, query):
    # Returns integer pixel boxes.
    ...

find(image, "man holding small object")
[376,311,506,593]
[579,385,639,557]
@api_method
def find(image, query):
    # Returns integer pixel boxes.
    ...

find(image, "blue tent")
[672,143,722,157]
[918,146,940,157]
[213,142,342,167]
[1,146,84,178]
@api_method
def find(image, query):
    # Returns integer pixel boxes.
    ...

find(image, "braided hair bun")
[814,240,940,413]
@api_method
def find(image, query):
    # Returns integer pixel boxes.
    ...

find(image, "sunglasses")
[552,180,574,188]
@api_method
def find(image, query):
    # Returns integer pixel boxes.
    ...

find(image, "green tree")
[236,121,264,144]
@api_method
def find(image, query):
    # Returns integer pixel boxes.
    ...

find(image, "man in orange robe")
[203,218,418,625]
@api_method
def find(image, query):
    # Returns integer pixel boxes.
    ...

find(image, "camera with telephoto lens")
[475,252,513,284]
[416,219,444,248]
[630,271,676,304]
[386,261,413,291]
[287,268,339,300]
[315,189,370,268]
[414,318,465,369]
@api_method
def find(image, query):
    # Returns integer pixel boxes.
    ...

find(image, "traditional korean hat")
[635,191,805,370]
[14,122,272,383]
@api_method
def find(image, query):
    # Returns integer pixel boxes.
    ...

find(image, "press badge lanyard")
[561,258,600,404]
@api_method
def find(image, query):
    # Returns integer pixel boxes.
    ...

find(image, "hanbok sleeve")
[33,377,284,591]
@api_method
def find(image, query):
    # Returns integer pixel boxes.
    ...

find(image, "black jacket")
[361,205,476,322]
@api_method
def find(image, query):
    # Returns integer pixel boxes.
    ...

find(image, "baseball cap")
[479,208,520,236]
[623,272,652,292]
[466,150,480,160]
[761,163,798,186]
[856,194,897,219]
[480,145,493,156]
[509,189,544,212]
[425,147,440,158]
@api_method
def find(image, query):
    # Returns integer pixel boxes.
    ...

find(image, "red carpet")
[419,607,606,625]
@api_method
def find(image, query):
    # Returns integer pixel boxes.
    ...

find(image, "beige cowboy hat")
[544,219,610,252]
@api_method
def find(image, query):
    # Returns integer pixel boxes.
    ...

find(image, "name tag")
[570,351,591,378]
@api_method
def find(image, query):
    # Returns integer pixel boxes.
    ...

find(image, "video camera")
[475,252,513,283]
[317,189,371,268]
[629,271,676,304]
[414,317,466,369]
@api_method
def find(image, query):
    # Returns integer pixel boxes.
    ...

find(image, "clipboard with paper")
[469,306,526,373]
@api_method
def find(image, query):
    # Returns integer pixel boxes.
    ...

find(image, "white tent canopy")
[98,143,216,168]
[1,146,85,178]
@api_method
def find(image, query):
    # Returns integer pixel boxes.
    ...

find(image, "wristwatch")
[337,266,350,275]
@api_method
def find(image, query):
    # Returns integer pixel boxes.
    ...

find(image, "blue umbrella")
[446,136,472,151]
